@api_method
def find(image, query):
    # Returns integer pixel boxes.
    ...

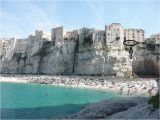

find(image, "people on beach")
[0,75,158,96]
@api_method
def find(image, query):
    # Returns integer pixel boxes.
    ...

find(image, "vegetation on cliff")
[33,41,52,74]
[146,41,155,51]
[148,94,159,108]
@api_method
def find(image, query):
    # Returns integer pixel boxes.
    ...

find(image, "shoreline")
[0,75,158,96]
[0,77,27,83]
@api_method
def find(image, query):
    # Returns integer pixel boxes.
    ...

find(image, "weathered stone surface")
[65,97,159,119]
[1,39,158,77]
[74,42,131,77]
[132,46,159,76]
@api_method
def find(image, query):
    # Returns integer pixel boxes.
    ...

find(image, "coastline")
[0,76,27,83]
[0,75,158,96]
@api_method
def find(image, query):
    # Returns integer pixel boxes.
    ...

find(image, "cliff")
[74,41,132,77]
[1,38,159,78]
[132,45,159,77]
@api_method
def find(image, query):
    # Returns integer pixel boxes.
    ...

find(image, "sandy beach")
[0,76,27,83]
[0,75,158,96]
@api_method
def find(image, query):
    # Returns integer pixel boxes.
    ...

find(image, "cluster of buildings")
[0,23,159,61]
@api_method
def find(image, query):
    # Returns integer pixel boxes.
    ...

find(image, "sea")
[0,82,121,119]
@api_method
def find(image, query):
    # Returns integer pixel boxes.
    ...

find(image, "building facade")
[105,23,124,49]
[14,38,27,53]
[0,38,9,59]
[64,30,79,41]
[124,29,145,43]
[51,26,63,46]
[92,30,105,45]
[29,30,51,55]
[35,30,51,48]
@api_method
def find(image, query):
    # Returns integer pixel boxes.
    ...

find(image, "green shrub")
[125,47,130,52]
[84,35,92,46]
[146,41,155,51]
[148,94,159,108]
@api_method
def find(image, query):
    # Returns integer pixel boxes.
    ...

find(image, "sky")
[0,0,159,38]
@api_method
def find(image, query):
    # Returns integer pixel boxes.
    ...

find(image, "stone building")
[25,35,35,57]
[29,30,51,55]
[92,30,105,45]
[35,30,51,48]
[124,29,145,43]
[0,38,9,59]
[51,26,63,46]
[14,38,27,53]
[64,30,78,41]
[105,23,124,49]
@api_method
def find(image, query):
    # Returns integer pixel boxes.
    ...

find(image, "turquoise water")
[0,82,120,119]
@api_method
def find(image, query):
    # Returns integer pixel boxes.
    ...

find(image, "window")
[108,33,110,36]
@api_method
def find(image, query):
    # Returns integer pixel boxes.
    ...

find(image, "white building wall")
[93,30,105,45]
[105,23,124,49]
[64,30,79,41]
[0,38,9,59]
[124,29,145,43]
[14,38,27,53]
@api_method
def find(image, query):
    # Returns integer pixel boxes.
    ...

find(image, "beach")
[0,74,158,96]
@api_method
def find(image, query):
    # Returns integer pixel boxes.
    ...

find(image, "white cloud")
[0,1,61,38]
[86,0,105,28]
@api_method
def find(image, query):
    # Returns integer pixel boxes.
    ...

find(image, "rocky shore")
[64,97,159,119]
[0,74,158,96]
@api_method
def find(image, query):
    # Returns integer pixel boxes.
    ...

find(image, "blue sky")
[0,0,159,38]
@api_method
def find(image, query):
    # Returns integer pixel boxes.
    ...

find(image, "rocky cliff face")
[1,41,77,75]
[132,45,159,77]
[41,41,77,75]
[1,38,158,77]
[74,41,132,77]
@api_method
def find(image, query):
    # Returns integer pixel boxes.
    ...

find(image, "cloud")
[86,0,105,27]
[0,1,61,38]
